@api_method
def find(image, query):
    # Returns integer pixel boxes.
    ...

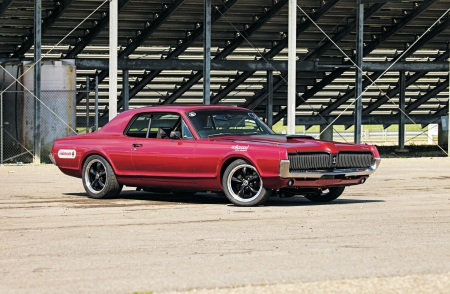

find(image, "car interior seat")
[156,127,172,139]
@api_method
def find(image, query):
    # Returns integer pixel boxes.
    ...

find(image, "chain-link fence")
[1,89,89,164]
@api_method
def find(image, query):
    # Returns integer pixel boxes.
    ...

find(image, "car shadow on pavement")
[64,190,384,207]
[266,197,385,206]
[64,190,230,205]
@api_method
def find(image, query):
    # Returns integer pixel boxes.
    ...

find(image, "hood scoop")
[286,135,315,140]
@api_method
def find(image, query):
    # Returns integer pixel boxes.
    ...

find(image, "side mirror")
[170,131,181,139]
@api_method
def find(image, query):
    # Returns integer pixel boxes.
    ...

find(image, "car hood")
[207,134,374,154]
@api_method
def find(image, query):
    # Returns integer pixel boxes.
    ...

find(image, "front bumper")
[279,157,381,179]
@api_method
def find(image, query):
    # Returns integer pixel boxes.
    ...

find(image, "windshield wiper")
[242,131,261,135]
[208,131,263,137]
[207,132,233,137]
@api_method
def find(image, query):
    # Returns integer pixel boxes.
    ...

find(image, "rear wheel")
[304,187,345,203]
[82,155,122,199]
[222,159,272,206]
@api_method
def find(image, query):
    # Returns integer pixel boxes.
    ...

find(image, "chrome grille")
[288,153,330,170]
[288,152,373,171]
[336,153,372,168]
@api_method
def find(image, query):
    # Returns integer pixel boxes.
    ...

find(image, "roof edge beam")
[74,59,449,71]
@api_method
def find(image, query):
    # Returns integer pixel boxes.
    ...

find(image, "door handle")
[133,143,143,147]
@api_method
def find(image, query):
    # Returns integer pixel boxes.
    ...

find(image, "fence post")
[1,92,3,164]
[95,75,99,131]
[86,77,90,133]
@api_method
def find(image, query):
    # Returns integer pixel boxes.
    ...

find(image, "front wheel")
[222,159,272,207]
[82,155,122,199]
[304,186,345,203]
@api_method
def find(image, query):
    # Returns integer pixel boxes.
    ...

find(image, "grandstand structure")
[0,0,449,159]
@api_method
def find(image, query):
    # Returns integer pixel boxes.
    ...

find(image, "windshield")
[186,109,275,138]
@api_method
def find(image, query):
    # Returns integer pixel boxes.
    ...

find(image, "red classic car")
[50,105,381,206]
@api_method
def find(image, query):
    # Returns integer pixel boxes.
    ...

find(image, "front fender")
[218,147,283,180]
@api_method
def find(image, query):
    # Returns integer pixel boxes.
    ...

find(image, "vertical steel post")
[34,0,42,164]
[123,69,129,111]
[354,1,364,144]
[109,0,118,119]
[203,0,211,105]
[266,71,273,128]
[1,92,3,164]
[85,77,90,133]
[287,0,297,135]
[448,55,449,157]
[95,75,99,131]
[398,70,406,150]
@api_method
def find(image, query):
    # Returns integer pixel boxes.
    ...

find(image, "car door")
[131,113,197,188]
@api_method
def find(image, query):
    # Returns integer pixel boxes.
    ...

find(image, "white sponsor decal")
[231,145,249,152]
[58,149,76,159]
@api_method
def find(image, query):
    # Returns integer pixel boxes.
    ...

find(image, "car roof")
[100,105,251,133]
[125,105,250,115]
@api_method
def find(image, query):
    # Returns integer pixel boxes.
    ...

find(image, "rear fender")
[80,149,117,174]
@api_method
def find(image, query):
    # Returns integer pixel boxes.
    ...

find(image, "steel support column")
[354,1,363,144]
[287,0,296,135]
[33,0,42,164]
[123,69,129,110]
[109,0,118,119]
[95,75,99,131]
[203,0,211,105]
[1,92,3,164]
[398,70,406,150]
[266,71,273,128]
[85,77,90,133]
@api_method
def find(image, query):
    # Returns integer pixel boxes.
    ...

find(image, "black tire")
[222,159,272,207]
[304,186,345,203]
[82,155,122,199]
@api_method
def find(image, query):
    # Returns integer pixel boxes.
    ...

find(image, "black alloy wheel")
[222,159,272,206]
[82,155,122,199]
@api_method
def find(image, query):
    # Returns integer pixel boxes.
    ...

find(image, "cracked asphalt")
[1,158,449,293]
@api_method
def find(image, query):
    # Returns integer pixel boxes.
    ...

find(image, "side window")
[149,113,181,139]
[125,114,151,138]
[181,120,194,139]
[126,112,194,139]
